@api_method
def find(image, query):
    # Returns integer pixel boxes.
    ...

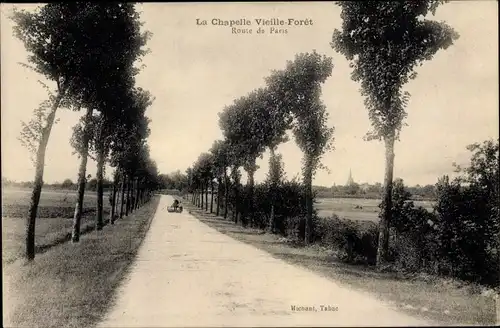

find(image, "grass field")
[2,187,112,265]
[315,197,435,221]
[3,195,159,328]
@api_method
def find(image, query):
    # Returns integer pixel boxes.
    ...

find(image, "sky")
[1,2,498,187]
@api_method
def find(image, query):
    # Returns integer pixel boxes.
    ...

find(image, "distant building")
[346,169,355,186]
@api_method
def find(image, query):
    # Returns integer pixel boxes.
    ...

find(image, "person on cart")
[172,199,179,211]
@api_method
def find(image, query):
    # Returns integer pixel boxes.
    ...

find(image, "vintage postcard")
[1,1,499,327]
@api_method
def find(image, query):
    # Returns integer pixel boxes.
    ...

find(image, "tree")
[244,87,293,228]
[388,178,415,232]
[69,85,152,240]
[434,140,499,285]
[258,86,293,232]
[13,3,153,255]
[12,3,99,260]
[109,88,153,219]
[265,148,286,233]
[266,51,334,244]
[219,95,267,226]
[95,86,153,230]
[195,152,214,212]
[452,139,499,283]
[69,108,97,240]
[185,167,194,197]
[210,140,231,217]
[161,170,188,191]
[61,178,74,189]
[228,160,243,223]
[345,182,360,195]
[331,1,459,266]
[67,4,151,242]
[293,94,335,244]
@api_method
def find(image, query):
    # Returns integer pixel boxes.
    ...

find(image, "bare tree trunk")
[205,183,208,212]
[210,180,214,213]
[269,203,275,233]
[140,183,143,207]
[200,184,205,209]
[137,187,141,207]
[138,179,142,209]
[129,177,135,214]
[96,137,105,231]
[304,156,313,245]
[25,91,64,260]
[135,178,141,210]
[132,178,136,213]
[245,162,256,227]
[376,134,396,268]
[71,106,94,243]
[232,169,240,224]
[224,169,229,219]
[119,172,126,218]
[129,178,134,212]
[268,147,276,233]
[125,176,132,216]
[117,173,123,215]
[110,172,118,224]
[216,177,221,216]
[130,178,134,211]
[133,177,138,210]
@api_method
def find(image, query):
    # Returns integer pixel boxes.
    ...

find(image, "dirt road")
[98,195,434,327]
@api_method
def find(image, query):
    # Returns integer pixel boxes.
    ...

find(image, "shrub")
[240,179,309,234]
[434,175,499,286]
[312,215,378,264]
[386,140,499,287]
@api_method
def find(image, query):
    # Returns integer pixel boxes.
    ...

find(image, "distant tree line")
[3,177,114,191]
[314,183,437,200]
[156,171,189,192]
[150,173,437,201]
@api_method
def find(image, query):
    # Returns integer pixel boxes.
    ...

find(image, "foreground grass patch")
[184,203,496,326]
[2,211,109,266]
[3,196,160,328]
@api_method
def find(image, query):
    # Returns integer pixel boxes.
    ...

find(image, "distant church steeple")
[346,169,354,186]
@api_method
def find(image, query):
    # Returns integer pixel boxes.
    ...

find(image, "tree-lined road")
[98,195,433,327]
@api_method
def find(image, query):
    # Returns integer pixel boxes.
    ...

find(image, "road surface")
[98,195,434,327]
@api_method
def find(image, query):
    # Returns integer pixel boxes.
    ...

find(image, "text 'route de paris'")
[196,18,313,35]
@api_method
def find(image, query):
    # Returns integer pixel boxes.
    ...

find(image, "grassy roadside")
[2,213,107,266]
[183,202,497,326]
[3,196,160,328]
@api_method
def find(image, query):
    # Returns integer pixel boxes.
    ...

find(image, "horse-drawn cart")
[167,206,183,213]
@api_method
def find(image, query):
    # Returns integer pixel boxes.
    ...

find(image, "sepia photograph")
[1,1,499,327]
